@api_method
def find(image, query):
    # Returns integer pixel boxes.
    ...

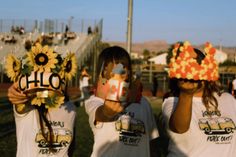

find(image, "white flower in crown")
[173,62,180,70]
[191,68,198,75]
[185,51,190,58]
[187,73,193,80]
[170,57,175,63]
[179,46,184,52]
[184,41,191,46]
[180,60,187,67]
[176,73,181,78]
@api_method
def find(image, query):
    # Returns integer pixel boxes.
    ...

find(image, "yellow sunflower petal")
[42,45,49,53]
[5,55,21,81]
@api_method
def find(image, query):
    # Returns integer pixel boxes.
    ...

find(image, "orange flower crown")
[168,41,219,81]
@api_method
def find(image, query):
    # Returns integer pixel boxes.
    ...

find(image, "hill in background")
[108,40,236,55]
[108,40,169,54]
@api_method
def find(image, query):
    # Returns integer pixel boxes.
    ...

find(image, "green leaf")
[21,65,33,75]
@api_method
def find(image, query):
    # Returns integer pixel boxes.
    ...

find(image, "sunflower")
[31,96,46,106]
[61,52,77,80]
[26,43,58,73]
[5,55,21,81]
[30,90,64,108]
[45,93,65,109]
[53,95,65,108]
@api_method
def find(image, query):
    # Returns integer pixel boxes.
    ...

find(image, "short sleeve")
[84,96,104,128]
[141,97,159,140]
[161,97,178,129]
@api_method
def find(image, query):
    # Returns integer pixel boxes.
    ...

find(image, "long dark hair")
[167,79,222,110]
[202,81,222,112]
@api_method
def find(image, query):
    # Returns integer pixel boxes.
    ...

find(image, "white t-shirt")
[79,76,89,89]
[85,95,159,157]
[14,101,76,157]
[162,92,236,157]
[232,79,236,90]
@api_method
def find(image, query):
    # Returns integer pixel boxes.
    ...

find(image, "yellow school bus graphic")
[115,115,145,136]
[199,117,236,134]
[35,128,72,148]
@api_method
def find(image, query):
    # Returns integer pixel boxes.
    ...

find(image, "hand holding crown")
[5,43,77,108]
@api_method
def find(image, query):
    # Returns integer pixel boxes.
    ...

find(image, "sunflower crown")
[5,43,77,108]
[168,41,219,81]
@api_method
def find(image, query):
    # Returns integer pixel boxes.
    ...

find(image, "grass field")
[0,92,163,157]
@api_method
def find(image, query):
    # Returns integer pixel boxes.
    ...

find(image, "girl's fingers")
[178,81,198,90]
[8,83,28,104]
[8,84,26,97]
[8,91,26,98]
[9,99,28,105]
[8,92,27,101]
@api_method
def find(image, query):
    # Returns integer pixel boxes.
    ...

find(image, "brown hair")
[97,46,132,83]
[202,81,222,112]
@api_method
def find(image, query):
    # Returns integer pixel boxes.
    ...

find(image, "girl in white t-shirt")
[85,46,159,157]
[162,41,236,157]
[5,43,77,157]
[231,78,236,97]
[8,83,76,157]
[79,66,91,100]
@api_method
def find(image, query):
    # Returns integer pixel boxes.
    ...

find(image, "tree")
[219,60,236,66]
[98,41,110,52]
[143,49,150,59]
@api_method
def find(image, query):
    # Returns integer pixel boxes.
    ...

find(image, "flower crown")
[5,43,77,108]
[168,41,219,81]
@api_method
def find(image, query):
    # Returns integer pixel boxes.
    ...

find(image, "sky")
[0,0,236,47]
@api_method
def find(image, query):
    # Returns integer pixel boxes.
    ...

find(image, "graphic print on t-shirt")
[35,121,72,155]
[115,113,145,146]
[198,116,236,144]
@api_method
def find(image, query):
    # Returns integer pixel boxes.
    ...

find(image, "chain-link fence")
[0,18,102,34]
